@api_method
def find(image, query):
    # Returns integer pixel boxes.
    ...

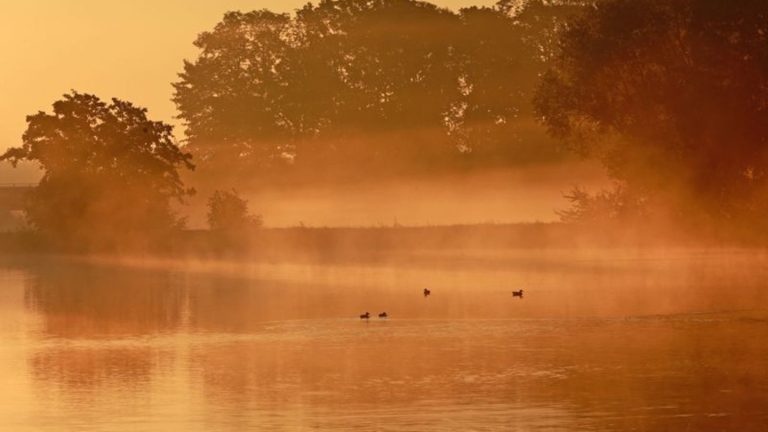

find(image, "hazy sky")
[0,0,497,161]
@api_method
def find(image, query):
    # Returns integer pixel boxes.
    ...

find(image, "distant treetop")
[174,0,583,185]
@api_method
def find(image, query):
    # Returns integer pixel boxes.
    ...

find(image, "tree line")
[173,0,582,183]
[3,0,768,250]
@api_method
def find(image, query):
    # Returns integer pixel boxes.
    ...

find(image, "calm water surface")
[1,249,767,431]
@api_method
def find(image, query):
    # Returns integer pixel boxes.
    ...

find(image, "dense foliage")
[0,92,194,250]
[207,189,262,231]
[174,0,582,184]
[537,0,768,226]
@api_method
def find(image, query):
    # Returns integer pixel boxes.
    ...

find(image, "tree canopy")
[1,92,194,250]
[174,0,582,185]
[207,189,262,231]
[536,0,768,226]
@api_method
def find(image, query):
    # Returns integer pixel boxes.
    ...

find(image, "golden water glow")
[1,250,767,430]
[2,2,767,430]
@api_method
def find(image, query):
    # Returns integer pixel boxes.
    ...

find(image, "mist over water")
[1,249,767,431]
[2,1,768,430]
[181,163,607,228]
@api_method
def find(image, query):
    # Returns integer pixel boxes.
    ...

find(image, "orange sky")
[0,0,496,168]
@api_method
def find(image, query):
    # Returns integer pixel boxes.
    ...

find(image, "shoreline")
[0,222,762,272]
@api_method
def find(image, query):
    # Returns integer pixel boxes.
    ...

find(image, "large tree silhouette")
[536,0,768,226]
[1,92,194,250]
[174,0,579,185]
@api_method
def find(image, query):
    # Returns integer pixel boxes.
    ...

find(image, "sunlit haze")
[0,0,582,228]
[1,1,768,430]
[0,0,495,158]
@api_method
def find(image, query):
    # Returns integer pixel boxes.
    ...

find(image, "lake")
[1,249,767,431]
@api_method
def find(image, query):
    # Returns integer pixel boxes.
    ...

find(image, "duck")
[512,289,524,299]
[423,288,431,297]
[378,312,388,319]
[360,312,370,320]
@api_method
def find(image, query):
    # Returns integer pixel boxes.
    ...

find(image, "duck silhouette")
[512,289,524,299]
[360,312,370,320]
[378,312,388,319]
[423,288,431,297]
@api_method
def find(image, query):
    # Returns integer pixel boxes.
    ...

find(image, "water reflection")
[2,250,767,430]
[24,262,186,337]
